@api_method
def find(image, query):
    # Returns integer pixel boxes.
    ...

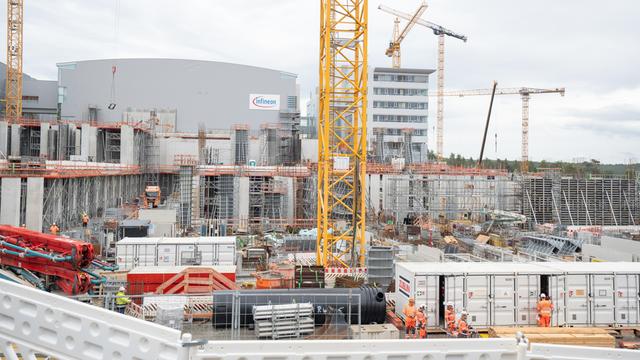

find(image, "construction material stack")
[253,303,315,339]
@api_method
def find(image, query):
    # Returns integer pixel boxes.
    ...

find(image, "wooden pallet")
[489,326,616,348]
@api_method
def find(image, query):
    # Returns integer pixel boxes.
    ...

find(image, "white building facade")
[368,67,433,163]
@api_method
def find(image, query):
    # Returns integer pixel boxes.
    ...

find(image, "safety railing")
[1,279,638,360]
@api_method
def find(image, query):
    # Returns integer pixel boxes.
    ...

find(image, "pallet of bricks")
[295,265,324,288]
[489,327,616,348]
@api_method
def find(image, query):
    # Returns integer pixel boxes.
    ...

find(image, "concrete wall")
[10,125,20,156]
[58,59,298,132]
[25,178,44,231]
[120,125,134,165]
[39,123,49,158]
[581,244,632,262]
[80,124,97,160]
[301,138,318,162]
[0,178,21,226]
[0,121,8,156]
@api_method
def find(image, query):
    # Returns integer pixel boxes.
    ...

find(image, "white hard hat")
[446,301,454,307]
[540,293,546,298]
[419,304,426,310]
[118,286,125,292]
[461,310,469,316]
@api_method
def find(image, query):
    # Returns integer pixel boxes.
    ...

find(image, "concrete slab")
[1,178,21,226]
[25,177,44,231]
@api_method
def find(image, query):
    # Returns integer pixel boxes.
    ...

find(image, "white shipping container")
[395,262,640,328]
[116,237,236,270]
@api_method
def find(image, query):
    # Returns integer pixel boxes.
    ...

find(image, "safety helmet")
[408,297,415,303]
[460,310,469,316]
[419,304,426,311]
[446,301,454,307]
[118,286,125,292]
[540,293,546,299]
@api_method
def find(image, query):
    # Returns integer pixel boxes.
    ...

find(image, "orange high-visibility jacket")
[537,300,554,316]
[457,319,469,334]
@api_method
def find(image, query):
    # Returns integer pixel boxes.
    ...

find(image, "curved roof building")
[57,59,299,132]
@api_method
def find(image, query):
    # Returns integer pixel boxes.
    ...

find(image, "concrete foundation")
[25,177,44,231]
[1,178,21,226]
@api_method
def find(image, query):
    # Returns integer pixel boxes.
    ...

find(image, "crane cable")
[108,0,121,110]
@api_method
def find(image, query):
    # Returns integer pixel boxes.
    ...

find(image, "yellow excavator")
[142,186,161,208]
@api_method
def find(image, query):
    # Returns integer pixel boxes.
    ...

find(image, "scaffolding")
[384,174,521,223]
[523,175,640,226]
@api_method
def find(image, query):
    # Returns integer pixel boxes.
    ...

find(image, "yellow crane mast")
[384,1,428,69]
[5,0,24,123]
[430,87,566,172]
[317,0,368,268]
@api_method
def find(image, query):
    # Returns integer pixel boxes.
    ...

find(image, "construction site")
[1,1,639,359]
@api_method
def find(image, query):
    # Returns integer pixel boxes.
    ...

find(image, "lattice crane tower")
[5,0,24,123]
[317,0,368,268]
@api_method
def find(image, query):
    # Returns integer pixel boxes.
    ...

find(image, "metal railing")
[1,279,638,360]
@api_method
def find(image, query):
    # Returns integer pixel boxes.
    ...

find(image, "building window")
[373,88,428,96]
[373,115,428,123]
[373,74,428,83]
[22,95,39,101]
[373,101,427,110]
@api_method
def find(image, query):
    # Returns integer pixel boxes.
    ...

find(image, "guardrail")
[1,279,638,360]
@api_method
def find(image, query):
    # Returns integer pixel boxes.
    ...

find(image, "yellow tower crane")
[5,0,24,123]
[317,0,368,268]
[379,3,467,162]
[383,1,427,69]
[430,87,566,172]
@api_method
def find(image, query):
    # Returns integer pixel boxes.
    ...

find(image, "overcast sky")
[4,1,639,163]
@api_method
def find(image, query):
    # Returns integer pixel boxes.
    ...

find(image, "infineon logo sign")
[249,94,280,111]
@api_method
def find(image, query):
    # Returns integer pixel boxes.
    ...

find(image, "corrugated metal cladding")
[57,59,298,132]
[396,261,640,328]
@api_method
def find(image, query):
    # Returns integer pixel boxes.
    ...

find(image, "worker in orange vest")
[49,222,60,235]
[456,311,470,337]
[416,304,427,339]
[81,213,90,228]
[402,297,417,339]
[537,293,554,327]
[444,302,456,334]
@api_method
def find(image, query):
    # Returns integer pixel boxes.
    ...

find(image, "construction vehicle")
[143,185,161,208]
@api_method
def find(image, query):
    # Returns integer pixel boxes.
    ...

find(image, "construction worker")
[416,304,427,339]
[537,293,554,327]
[81,213,90,228]
[456,311,470,337]
[49,222,60,235]
[445,302,457,334]
[402,297,417,339]
[115,286,131,314]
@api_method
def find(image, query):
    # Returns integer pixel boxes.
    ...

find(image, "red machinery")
[0,225,96,294]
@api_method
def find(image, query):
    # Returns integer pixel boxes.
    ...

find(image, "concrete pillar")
[0,121,8,156]
[120,125,135,165]
[368,174,381,214]
[74,128,82,156]
[39,122,49,158]
[10,124,21,156]
[237,177,250,232]
[1,178,21,226]
[25,177,44,231]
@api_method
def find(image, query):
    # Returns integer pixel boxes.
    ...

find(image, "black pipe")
[212,286,386,328]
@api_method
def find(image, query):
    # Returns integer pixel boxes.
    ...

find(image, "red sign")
[399,278,411,294]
